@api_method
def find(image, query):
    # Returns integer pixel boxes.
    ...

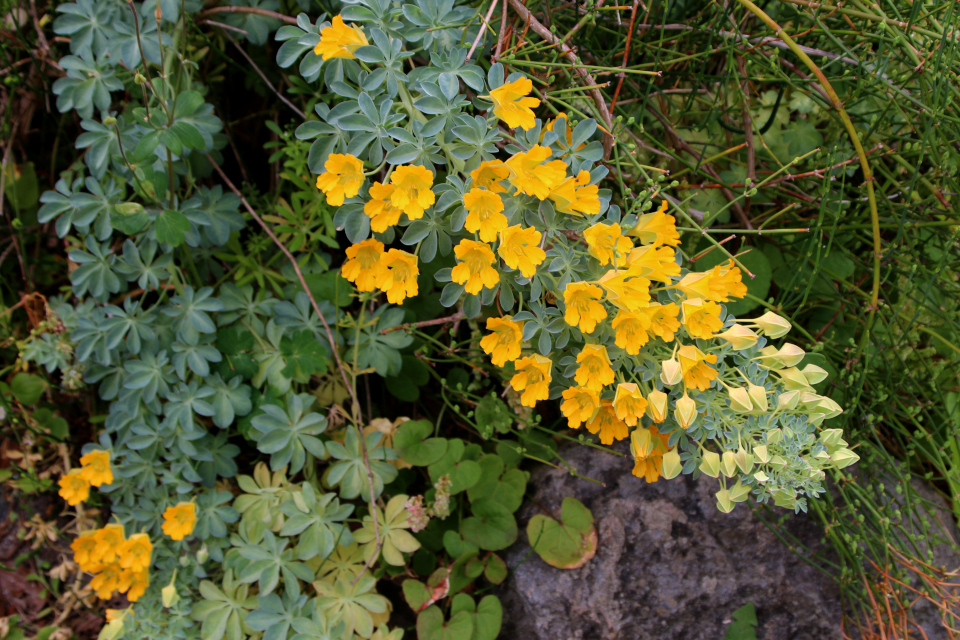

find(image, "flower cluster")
[70,524,151,601]
[58,450,112,506]
[161,502,197,541]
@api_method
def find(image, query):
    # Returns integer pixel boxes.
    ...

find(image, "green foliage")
[723,603,758,640]
[527,497,597,569]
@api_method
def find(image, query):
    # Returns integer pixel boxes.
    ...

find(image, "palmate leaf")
[52,54,123,119]
[69,235,122,301]
[207,374,253,429]
[163,285,223,344]
[53,0,120,58]
[353,493,421,566]
[279,483,354,560]
[314,576,388,639]
[250,393,327,473]
[245,592,311,640]
[347,306,413,376]
[236,531,315,597]
[279,330,330,382]
[325,428,398,500]
[191,571,257,640]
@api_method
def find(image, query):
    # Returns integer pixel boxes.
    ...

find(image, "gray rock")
[499,442,846,640]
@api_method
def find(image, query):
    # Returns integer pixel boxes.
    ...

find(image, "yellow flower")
[480,316,524,367]
[676,260,748,301]
[377,249,419,304]
[549,170,601,216]
[389,165,435,219]
[596,267,651,313]
[488,77,541,130]
[126,571,149,602]
[463,188,508,243]
[681,297,723,339]
[315,153,364,206]
[470,161,510,193]
[583,222,632,266]
[342,239,386,293]
[94,524,126,564]
[451,239,499,294]
[641,302,680,341]
[631,424,671,483]
[629,200,680,247]
[79,449,113,487]
[510,354,552,407]
[364,182,403,232]
[118,533,152,574]
[71,531,103,573]
[612,309,651,355]
[626,245,681,283]
[162,502,196,541]
[585,401,629,445]
[677,344,719,391]
[574,344,615,391]
[505,146,567,200]
[90,562,124,600]
[58,469,90,506]
[613,383,648,427]
[314,15,369,60]
[563,282,607,333]
[560,386,600,429]
[497,225,545,278]
[542,112,575,146]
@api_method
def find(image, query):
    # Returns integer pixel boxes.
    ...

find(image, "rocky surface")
[497,442,959,640]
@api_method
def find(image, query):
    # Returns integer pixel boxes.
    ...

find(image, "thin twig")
[467,0,501,61]
[217,27,306,119]
[494,0,509,60]
[737,56,755,227]
[610,0,640,111]
[196,5,298,24]
[0,121,29,292]
[381,311,466,335]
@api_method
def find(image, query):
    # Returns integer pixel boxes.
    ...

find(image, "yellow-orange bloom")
[463,188,508,243]
[574,344,615,391]
[364,182,403,232]
[59,469,90,506]
[563,282,607,334]
[79,449,113,487]
[629,200,680,247]
[505,146,567,200]
[488,77,541,130]
[90,563,125,600]
[586,400,629,445]
[162,502,196,541]
[71,531,103,573]
[390,165,435,219]
[626,245,681,283]
[612,309,652,355]
[681,297,723,339]
[677,344,719,391]
[314,15,369,60]
[596,267,651,313]
[583,222,632,266]
[126,571,149,602]
[497,225,545,278]
[677,260,748,302]
[118,533,153,573]
[631,424,671,483]
[94,524,126,564]
[560,386,600,429]
[510,354,552,407]
[377,249,419,304]
[451,239,499,294]
[641,302,681,341]
[316,153,364,206]
[613,383,648,427]
[470,161,510,193]
[342,239,385,293]
[480,316,524,367]
[549,170,601,217]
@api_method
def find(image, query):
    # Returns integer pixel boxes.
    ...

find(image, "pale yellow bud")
[776,367,813,391]
[631,427,653,458]
[716,487,734,513]
[717,324,759,350]
[755,345,783,368]
[776,390,800,411]
[754,470,769,482]
[734,446,754,474]
[753,444,770,464]
[746,382,768,412]
[700,450,721,477]
[197,544,209,564]
[729,481,751,502]
[801,363,829,384]
[98,620,125,640]
[660,358,683,386]
[646,389,668,423]
[819,428,845,448]
[662,449,683,480]
[162,583,179,608]
[766,428,782,445]
[727,386,753,413]
[751,311,791,338]
[721,450,737,478]
[830,448,860,469]
[778,343,806,367]
[769,455,787,469]
[676,393,697,429]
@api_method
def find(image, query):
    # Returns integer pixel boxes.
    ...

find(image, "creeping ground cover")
[7,0,960,635]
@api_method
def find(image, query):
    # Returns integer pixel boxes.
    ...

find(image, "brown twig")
[381,310,466,335]
[494,0,509,61]
[217,27,306,119]
[467,0,501,61]
[610,0,640,111]
[505,0,616,158]
[196,6,298,24]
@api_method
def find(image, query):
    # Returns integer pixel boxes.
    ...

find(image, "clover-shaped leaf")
[526,497,597,569]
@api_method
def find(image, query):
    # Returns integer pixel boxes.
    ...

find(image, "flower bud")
[746,382,768,412]
[819,428,845,449]
[727,386,753,413]
[734,446,754,474]
[676,393,697,429]
[817,397,843,419]
[197,544,209,564]
[775,390,800,411]
[646,390,668,423]
[798,391,821,406]
[776,367,812,391]
[801,364,828,384]
[135,72,146,85]
[716,487,734,513]
[729,481,751,502]
[778,343,806,367]
[753,444,770,464]
[755,345,783,368]
[162,582,179,608]
[717,324,759,350]
[631,427,653,458]
[102,115,117,126]
[700,451,721,477]
[721,450,737,478]
[754,470,770,482]
[98,619,125,640]
[830,448,860,469]
[766,428,782,445]
[660,358,682,386]
[661,449,683,480]
[751,311,791,338]
[769,455,787,469]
